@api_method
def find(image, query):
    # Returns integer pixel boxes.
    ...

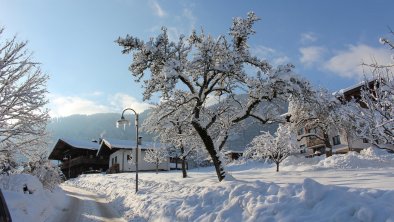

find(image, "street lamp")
[63,154,71,179]
[116,108,139,193]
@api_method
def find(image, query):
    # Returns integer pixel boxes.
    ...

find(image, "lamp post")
[116,108,139,193]
[63,154,71,179]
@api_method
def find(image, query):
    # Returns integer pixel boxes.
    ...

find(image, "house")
[296,126,366,157]
[96,138,170,173]
[297,80,392,156]
[48,138,109,178]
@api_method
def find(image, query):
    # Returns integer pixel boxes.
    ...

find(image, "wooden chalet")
[48,138,109,179]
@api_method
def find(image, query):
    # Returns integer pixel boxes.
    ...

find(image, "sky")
[0,0,393,117]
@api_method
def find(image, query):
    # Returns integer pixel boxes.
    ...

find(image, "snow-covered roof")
[97,138,166,156]
[60,138,100,150]
[333,79,377,96]
[48,138,100,160]
[101,138,165,150]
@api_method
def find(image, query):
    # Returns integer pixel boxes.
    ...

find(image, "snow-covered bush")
[22,153,63,191]
[246,124,298,172]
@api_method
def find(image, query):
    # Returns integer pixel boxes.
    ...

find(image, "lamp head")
[116,115,131,129]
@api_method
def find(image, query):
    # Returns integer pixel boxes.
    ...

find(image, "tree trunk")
[324,132,332,157]
[180,145,187,178]
[181,157,187,178]
[175,154,178,170]
[276,162,279,172]
[156,158,159,174]
[192,121,225,181]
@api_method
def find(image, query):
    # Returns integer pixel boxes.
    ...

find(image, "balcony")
[307,136,324,147]
[61,155,108,169]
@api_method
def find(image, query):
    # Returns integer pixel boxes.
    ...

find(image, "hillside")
[46,103,282,152]
[46,111,154,150]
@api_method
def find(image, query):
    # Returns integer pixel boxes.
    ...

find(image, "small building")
[224,150,243,161]
[97,138,170,173]
[48,138,109,179]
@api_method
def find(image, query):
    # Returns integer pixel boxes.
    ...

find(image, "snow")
[2,147,393,221]
[281,147,394,170]
[102,138,165,150]
[0,174,66,222]
[60,138,100,150]
[63,147,394,222]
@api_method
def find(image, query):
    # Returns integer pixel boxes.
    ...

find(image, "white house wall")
[109,149,170,172]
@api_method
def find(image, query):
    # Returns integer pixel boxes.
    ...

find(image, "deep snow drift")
[65,148,394,222]
[0,174,66,222]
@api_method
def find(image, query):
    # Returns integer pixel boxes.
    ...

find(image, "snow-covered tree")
[346,35,394,145]
[289,89,345,157]
[117,12,310,181]
[144,146,169,174]
[0,28,50,172]
[23,152,63,190]
[246,124,298,172]
[143,102,203,178]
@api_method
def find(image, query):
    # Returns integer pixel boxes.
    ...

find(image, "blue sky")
[1,0,393,117]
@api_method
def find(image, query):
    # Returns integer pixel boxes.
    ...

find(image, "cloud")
[150,0,166,17]
[299,46,325,66]
[300,32,318,44]
[49,95,111,117]
[324,44,391,79]
[182,8,197,30]
[49,93,152,117]
[148,3,197,41]
[251,45,290,66]
[109,93,153,113]
[91,91,103,96]
[273,56,290,66]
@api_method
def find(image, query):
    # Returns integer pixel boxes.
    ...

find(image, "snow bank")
[67,173,394,222]
[0,174,66,222]
[282,155,325,170]
[225,159,272,171]
[282,148,394,170]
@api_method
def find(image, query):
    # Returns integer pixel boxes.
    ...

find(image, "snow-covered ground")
[63,148,394,222]
[2,148,393,221]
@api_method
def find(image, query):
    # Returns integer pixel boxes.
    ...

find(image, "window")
[300,144,306,153]
[332,135,341,145]
[111,158,114,165]
[363,138,369,143]
[115,156,117,164]
[127,155,132,161]
[307,128,316,134]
